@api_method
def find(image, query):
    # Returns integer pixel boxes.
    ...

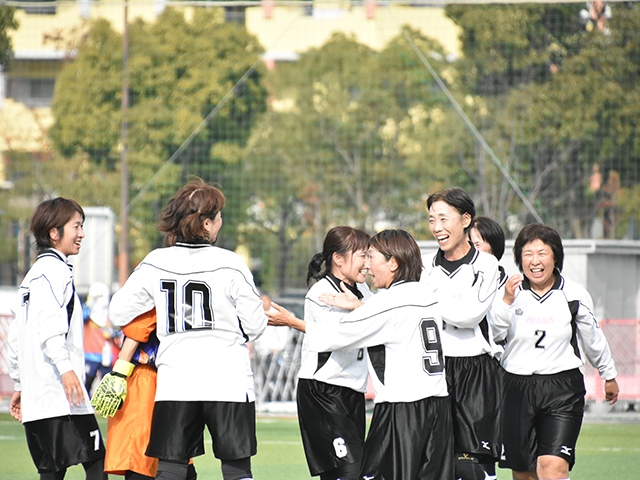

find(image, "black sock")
[221,457,252,480]
[156,460,189,480]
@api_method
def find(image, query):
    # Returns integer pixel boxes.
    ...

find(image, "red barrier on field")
[583,319,640,401]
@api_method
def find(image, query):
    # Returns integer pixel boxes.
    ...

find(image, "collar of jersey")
[434,242,478,275]
[325,272,364,300]
[175,241,213,249]
[521,271,564,300]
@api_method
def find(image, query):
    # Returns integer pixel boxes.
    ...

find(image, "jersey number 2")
[161,280,214,333]
[419,318,445,375]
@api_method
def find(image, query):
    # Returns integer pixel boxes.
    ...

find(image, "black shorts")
[24,414,105,473]
[361,396,454,480]
[146,400,257,461]
[499,368,585,472]
[296,378,366,476]
[445,354,501,459]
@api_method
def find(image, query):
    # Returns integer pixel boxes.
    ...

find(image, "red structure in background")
[583,319,640,402]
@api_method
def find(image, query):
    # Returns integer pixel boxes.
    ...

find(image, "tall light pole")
[118,0,130,286]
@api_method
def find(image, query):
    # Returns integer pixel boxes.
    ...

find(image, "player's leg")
[319,461,360,480]
[39,470,66,480]
[25,415,106,480]
[297,379,365,479]
[82,457,107,480]
[221,457,253,480]
[446,355,501,480]
[419,396,455,480]
[512,471,537,480]
[155,460,189,480]
[534,369,585,480]
[499,373,538,478]
[203,400,257,480]
[146,401,206,480]
[124,471,154,480]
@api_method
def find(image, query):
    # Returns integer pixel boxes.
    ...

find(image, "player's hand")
[9,391,22,422]
[503,274,524,305]
[91,372,128,417]
[319,282,363,311]
[61,370,85,406]
[605,378,619,405]
[90,359,134,417]
[266,302,296,327]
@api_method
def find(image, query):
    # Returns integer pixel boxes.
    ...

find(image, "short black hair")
[370,229,423,283]
[426,187,476,232]
[513,224,564,273]
[470,216,506,260]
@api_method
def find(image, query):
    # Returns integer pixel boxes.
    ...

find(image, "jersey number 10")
[161,280,215,333]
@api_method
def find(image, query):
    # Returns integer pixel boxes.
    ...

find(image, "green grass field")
[1,413,639,479]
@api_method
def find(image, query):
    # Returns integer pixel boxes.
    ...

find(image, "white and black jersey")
[422,246,499,358]
[298,274,372,393]
[487,266,509,359]
[109,242,268,402]
[9,249,92,423]
[492,274,617,379]
[305,281,447,404]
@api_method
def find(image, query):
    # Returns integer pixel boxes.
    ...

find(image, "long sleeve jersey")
[305,281,448,404]
[297,275,372,393]
[9,249,92,422]
[492,274,617,379]
[421,246,499,357]
[109,242,268,403]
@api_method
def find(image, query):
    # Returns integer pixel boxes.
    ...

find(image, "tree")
[49,8,268,262]
[440,3,640,238]
[242,30,451,291]
[0,6,17,70]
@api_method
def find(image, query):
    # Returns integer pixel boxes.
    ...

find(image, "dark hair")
[307,226,371,285]
[513,224,564,273]
[159,180,226,246]
[369,229,423,283]
[470,216,506,260]
[30,197,85,253]
[426,187,476,232]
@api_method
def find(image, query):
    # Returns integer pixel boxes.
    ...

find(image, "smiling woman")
[423,187,501,480]
[7,197,108,480]
[492,223,620,480]
[268,229,454,480]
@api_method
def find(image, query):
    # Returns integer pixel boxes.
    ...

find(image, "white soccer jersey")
[109,242,268,402]
[9,249,92,423]
[297,275,372,392]
[492,275,617,379]
[305,281,448,404]
[487,266,509,359]
[421,247,499,357]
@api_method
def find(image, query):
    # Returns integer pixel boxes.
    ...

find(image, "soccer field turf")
[1,413,639,479]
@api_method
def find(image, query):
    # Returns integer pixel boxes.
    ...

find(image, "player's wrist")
[112,359,135,377]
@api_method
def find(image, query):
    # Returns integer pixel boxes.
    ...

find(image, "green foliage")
[0,6,18,70]
[243,29,451,290]
[49,7,268,264]
[438,4,640,238]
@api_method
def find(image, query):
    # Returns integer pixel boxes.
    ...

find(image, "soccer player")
[7,197,107,480]
[108,180,268,480]
[295,226,371,480]
[492,224,619,480]
[423,188,501,480]
[269,229,454,480]
[92,309,198,480]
